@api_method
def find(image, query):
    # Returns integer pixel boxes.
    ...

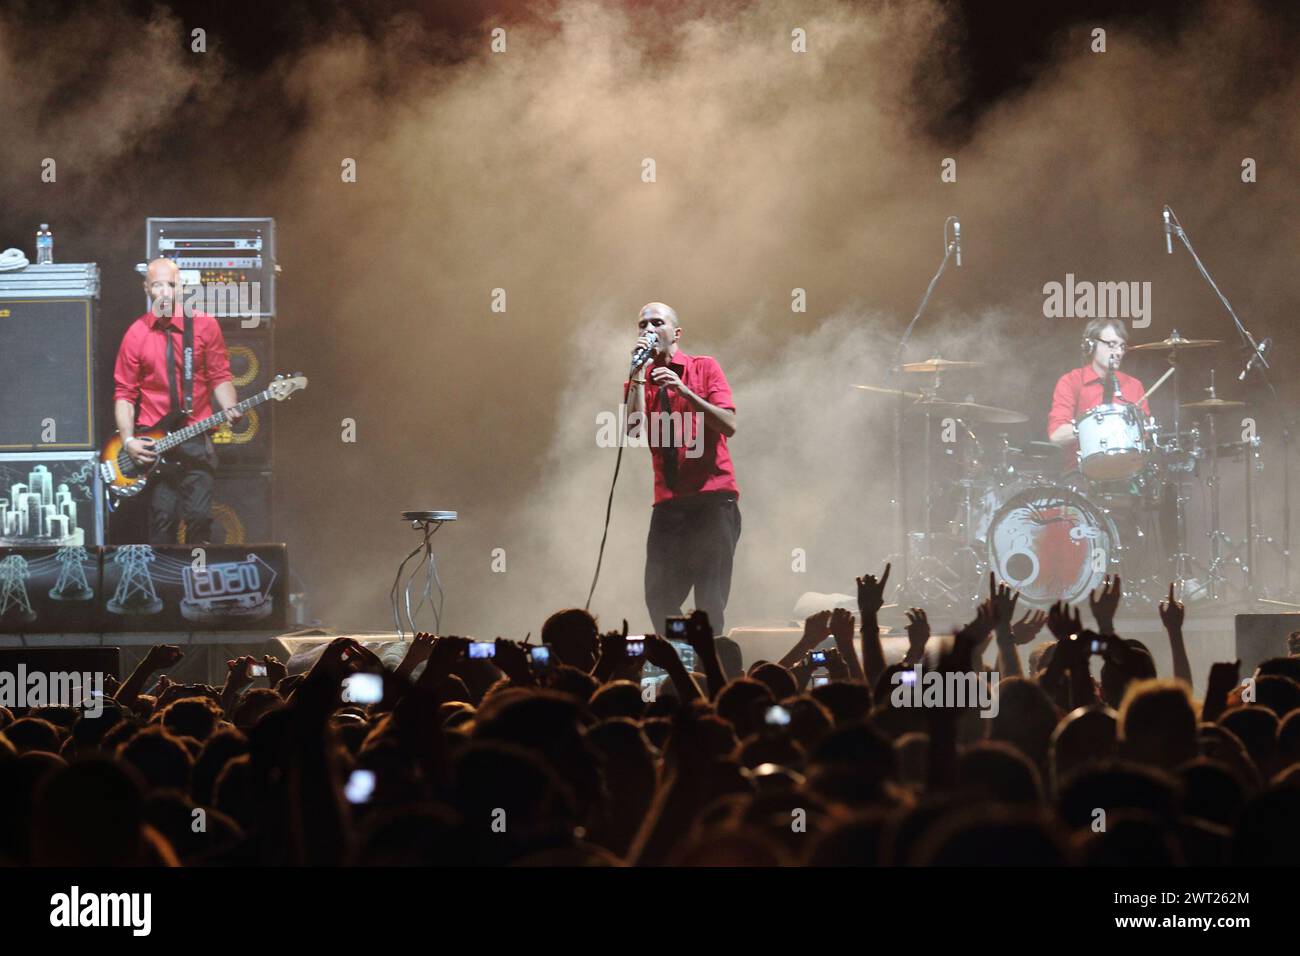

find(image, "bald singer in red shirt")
[1048,317,1150,465]
[624,302,741,635]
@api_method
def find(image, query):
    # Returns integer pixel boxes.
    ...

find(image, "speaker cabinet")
[178,471,273,545]
[210,331,274,469]
[0,265,100,451]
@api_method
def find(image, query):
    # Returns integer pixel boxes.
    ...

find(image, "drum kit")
[856,331,1275,610]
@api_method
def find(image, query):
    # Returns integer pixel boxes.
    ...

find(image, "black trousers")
[148,436,218,545]
[645,492,741,636]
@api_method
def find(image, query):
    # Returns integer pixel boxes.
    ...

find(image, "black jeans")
[148,435,218,545]
[645,492,741,636]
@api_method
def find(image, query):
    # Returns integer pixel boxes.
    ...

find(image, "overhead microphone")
[1162,206,1174,255]
[1240,337,1272,381]
[952,219,962,267]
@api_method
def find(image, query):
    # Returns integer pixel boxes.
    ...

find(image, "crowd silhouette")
[2,568,1299,866]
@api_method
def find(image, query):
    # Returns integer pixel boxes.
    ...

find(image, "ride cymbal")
[1129,332,1221,351]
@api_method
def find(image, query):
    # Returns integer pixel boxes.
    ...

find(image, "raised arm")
[1158,583,1192,686]
[115,644,183,709]
[856,564,891,684]
[990,574,1024,678]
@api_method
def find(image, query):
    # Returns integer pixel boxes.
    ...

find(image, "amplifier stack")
[145,217,278,544]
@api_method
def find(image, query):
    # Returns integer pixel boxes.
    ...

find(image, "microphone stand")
[1165,206,1292,599]
[887,217,959,601]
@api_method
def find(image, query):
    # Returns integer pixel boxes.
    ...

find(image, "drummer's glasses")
[1097,339,1127,352]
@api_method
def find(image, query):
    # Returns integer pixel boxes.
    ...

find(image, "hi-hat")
[907,399,1028,424]
[900,357,985,373]
[851,383,925,399]
[1129,332,1221,351]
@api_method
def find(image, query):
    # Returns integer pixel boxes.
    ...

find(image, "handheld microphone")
[953,219,962,267]
[630,331,659,376]
[1162,207,1174,255]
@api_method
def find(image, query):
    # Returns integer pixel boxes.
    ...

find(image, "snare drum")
[1075,403,1148,480]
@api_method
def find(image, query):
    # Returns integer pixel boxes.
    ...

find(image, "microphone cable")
[584,413,627,612]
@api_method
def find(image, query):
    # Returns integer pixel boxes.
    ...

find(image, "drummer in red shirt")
[1048,317,1150,463]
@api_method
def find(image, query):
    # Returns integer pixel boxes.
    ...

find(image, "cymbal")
[851,383,925,400]
[1015,440,1060,459]
[1129,333,1221,352]
[1180,397,1247,412]
[900,357,985,373]
[907,399,1029,424]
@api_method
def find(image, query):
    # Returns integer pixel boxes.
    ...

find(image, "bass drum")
[986,485,1119,609]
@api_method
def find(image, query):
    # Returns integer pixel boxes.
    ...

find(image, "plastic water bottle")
[35,224,53,265]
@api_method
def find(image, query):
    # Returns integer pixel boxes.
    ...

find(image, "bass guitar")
[100,373,307,502]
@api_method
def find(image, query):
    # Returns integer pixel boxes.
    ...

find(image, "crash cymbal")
[907,399,1029,424]
[1180,397,1247,412]
[900,357,985,373]
[1129,332,1221,351]
[851,383,925,400]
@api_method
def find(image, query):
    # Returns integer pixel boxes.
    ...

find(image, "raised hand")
[989,573,1019,630]
[829,607,856,645]
[686,609,716,656]
[1047,601,1083,641]
[307,636,370,687]
[1010,610,1048,646]
[1158,582,1185,633]
[856,563,891,617]
[430,635,469,667]
[144,644,184,672]
[643,633,682,671]
[961,599,996,643]
[262,655,287,689]
[492,637,533,684]
[598,629,630,662]
[224,656,257,693]
[1202,660,1241,722]
[343,640,384,672]
[418,635,469,686]
[398,632,436,673]
[820,646,850,680]
[802,609,833,651]
[903,607,930,663]
[1088,574,1122,634]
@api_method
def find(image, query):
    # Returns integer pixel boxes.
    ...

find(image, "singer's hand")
[632,330,657,356]
[649,366,683,391]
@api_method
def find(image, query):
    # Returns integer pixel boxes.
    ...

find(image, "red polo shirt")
[1048,364,1150,454]
[113,310,232,430]
[625,349,739,505]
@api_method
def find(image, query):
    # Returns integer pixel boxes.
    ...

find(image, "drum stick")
[1134,367,1175,407]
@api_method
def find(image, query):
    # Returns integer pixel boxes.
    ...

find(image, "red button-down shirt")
[1048,364,1150,453]
[625,349,739,505]
[113,310,232,429]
